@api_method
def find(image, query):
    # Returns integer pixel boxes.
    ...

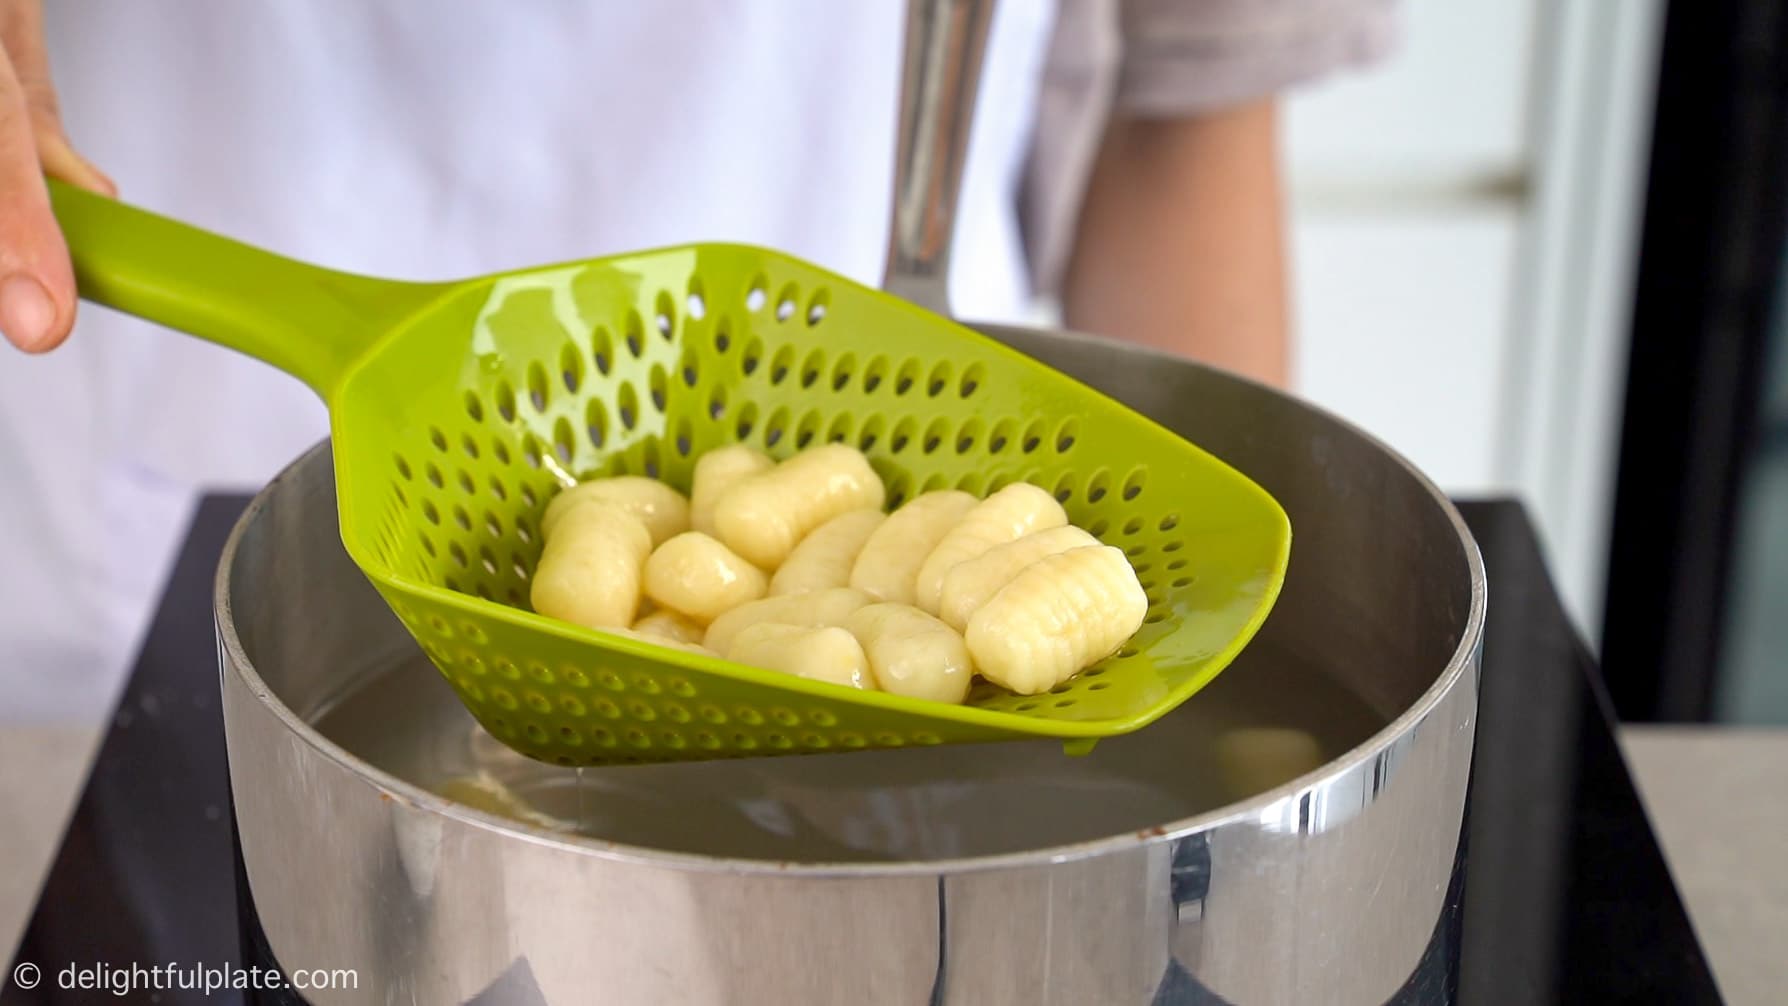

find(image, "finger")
[36,127,115,196]
[3,2,114,198]
[0,44,76,353]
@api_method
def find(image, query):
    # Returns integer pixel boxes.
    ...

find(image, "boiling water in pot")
[314,650,1382,863]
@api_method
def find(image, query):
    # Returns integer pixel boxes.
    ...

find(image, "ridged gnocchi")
[702,587,873,656]
[770,509,885,596]
[542,475,689,546]
[690,445,775,537]
[936,525,1100,632]
[520,441,1156,708]
[727,623,873,690]
[849,490,977,605]
[845,603,973,704]
[965,545,1148,695]
[713,444,886,569]
[913,483,1067,614]
[529,502,652,629]
[643,531,767,623]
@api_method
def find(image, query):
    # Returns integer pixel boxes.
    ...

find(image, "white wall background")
[1281,0,1665,641]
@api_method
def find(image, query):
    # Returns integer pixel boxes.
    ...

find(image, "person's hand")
[1,0,113,353]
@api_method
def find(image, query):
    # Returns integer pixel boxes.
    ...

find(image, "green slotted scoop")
[44,1,1288,766]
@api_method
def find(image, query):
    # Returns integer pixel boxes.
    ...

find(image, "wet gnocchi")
[524,443,1152,707]
[689,445,774,537]
[713,444,886,568]
[727,623,872,690]
[542,475,689,546]
[770,509,885,596]
[529,502,652,629]
[849,490,977,605]
[643,531,768,623]
[844,603,973,704]
[965,545,1148,695]
[912,483,1067,615]
[936,524,1100,632]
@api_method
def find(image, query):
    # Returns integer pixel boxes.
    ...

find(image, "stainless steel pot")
[217,335,1482,1005]
[213,2,1483,1002]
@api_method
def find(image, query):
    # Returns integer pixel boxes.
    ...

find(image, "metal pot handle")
[882,0,996,317]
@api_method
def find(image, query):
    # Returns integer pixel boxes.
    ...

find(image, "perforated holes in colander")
[586,399,609,449]
[592,327,614,376]
[674,274,704,321]
[654,290,677,341]
[733,402,759,441]
[624,310,646,358]
[794,410,823,449]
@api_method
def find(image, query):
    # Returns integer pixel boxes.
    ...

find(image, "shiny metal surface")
[882,0,991,313]
[218,329,1483,1003]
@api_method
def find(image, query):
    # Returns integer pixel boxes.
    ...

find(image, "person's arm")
[0,0,113,353]
[1060,99,1287,387]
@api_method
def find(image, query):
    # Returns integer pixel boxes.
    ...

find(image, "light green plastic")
[49,179,1291,766]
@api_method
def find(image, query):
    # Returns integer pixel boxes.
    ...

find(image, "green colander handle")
[47,178,450,396]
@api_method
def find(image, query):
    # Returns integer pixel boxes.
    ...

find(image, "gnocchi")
[520,441,1158,709]
[727,623,873,690]
[848,490,977,605]
[631,608,707,646]
[844,603,973,704]
[600,625,717,657]
[1215,727,1326,797]
[964,545,1148,695]
[529,502,653,629]
[936,525,1100,632]
[770,509,885,596]
[713,444,886,569]
[643,531,768,623]
[690,445,775,536]
[702,586,873,656]
[913,483,1067,614]
[542,475,689,546]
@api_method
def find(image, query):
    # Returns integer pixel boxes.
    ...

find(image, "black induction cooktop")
[3,496,1722,1004]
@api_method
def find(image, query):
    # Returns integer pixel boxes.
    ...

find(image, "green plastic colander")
[41,2,1288,766]
[49,179,1288,765]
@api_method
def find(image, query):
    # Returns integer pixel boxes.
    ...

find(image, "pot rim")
[214,328,1486,878]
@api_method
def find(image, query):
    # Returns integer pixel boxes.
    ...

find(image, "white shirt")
[3,1,1056,721]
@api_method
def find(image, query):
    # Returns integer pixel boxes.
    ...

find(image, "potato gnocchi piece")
[689,445,775,537]
[936,525,1101,632]
[727,623,873,690]
[714,444,885,569]
[703,587,873,656]
[844,603,973,704]
[849,490,978,605]
[965,545,1147,695]
[643,531,767,623]
[529,503,652,629]
[770,509,886,596]
[632,608,707,646]
[913,483,1067,614]
[1215,727,1326,798]
[599,625,717,657]
[542,476,690,546]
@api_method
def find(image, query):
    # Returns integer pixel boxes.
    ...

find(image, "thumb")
[0,46,75,353]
